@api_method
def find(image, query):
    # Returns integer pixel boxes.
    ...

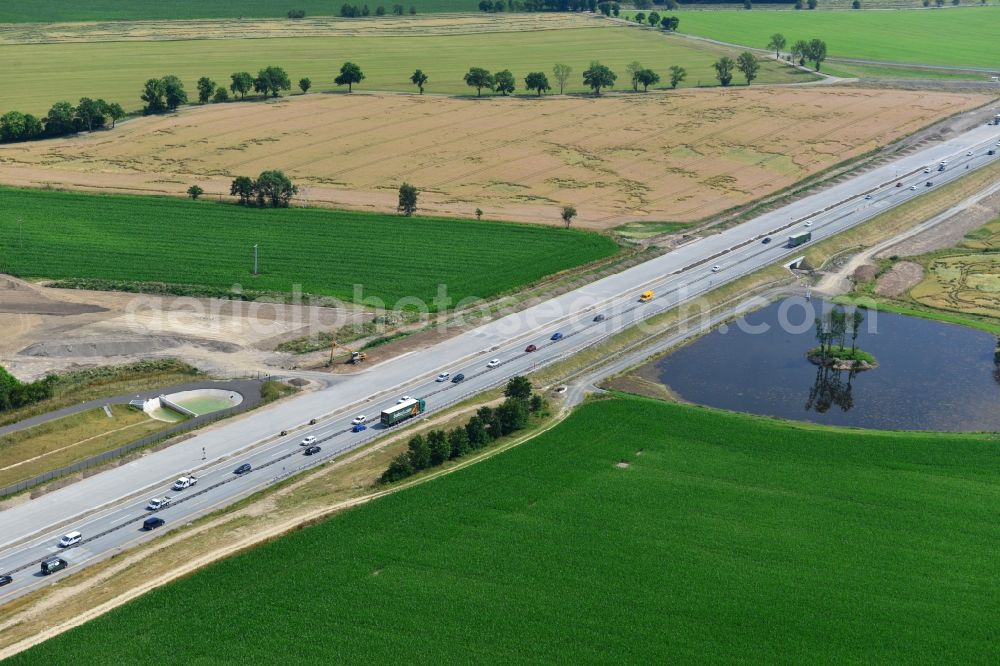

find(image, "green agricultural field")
[675,7,1000,68]
[0,24,811,114]
[0,0,478,23]
[0,187,617,307]
[11,397,999,663]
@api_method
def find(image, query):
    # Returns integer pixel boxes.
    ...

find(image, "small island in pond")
[808,305,878,371]
[807,345,878,371]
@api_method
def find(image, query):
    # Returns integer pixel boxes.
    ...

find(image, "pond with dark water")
[651,298,1000,432]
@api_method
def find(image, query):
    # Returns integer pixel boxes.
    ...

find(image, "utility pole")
[252,243,258,275]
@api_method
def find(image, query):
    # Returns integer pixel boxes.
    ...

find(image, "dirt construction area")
[0,275,367,381]
[0,88,985,228]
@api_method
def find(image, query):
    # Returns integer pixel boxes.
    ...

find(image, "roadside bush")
[0,366,56,413]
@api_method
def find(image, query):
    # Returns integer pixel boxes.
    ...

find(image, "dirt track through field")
[0,88,985,228]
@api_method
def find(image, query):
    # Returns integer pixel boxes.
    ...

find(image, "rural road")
[2,119,1000,603]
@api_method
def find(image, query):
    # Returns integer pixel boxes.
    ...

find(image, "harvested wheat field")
[0,88,985,228]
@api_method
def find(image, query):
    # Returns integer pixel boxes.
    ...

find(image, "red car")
[525,344,537,353]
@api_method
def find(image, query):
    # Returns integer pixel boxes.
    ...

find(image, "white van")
[57,531,82,548]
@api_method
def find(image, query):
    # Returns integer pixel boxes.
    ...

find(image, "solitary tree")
[767,32,786,58]
[552,63,572,95]
[161,75,187,110]
[75,97,103,132]
[230,176,255,205]
[626,61,644,92]
[464,67,495,96]
[106,102,126,128]
[561,205,577,228]
[524,72,551,96]
[299,77,312,94]
[254,170,298,207]
[494,69,516,96]
[668,65,687,89]
[582,61,616,95]
[806,38,827,71]
[713,56,735,86]
[140,78,166,114]
[660,15,679,31]
[791,40,809,66]
[504,376,533,401]
[187,184,204,200]
[197,77,216,104]
[230,71,254,99]
[410,68,428,94]
[335,62,365,92]
[636,68,660,91]
[647,10,660,25]
[255,66,291,97]
[634,11,646,22]
[398,182,418,216]
[736,51,760,85]
[475,207,483,220]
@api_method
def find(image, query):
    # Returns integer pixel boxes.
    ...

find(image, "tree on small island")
[809,305,876,370]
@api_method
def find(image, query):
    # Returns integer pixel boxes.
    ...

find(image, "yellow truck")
[639,290,654,303]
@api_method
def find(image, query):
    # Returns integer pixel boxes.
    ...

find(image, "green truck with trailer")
[380,398,426,427]
[787,231,812,248]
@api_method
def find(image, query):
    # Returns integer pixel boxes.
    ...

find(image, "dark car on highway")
[234,463,252,475]
[761,237,772,245]
[550,332,563,341]
[0,573,12,587]
[142,516,165,531]
[593,314,605,322]
[451,373,465,383]
[40,558,67,575]
[304,445,321,455]
[525,344,537,353]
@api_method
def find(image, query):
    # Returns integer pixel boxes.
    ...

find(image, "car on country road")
[593,314,606,322]
[486,359,500,369]
[451,373,465,383]
[40,558,67,575]
[0,573,12,587]
[142,516,165,531]
[351,415,367,425]
[436,372,450,382]
[304,445,321,455]
[234,463,252,475]
[525,344,537,353]
[352,423,367,433]
[171,476,197,491]
[146,497,171,511]
[550,332,563,341]
[300,435,316,446]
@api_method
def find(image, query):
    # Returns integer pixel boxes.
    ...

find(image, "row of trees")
[632,11,680,30]
[633,0,679,9]
[479,0,602,12]
[713,52,760,86]
[767,33,828,71]
[229,170,299,208]
[1,97,125,144]
[0,366,55,413]
[379,376,544,484]
[341,3,415,15]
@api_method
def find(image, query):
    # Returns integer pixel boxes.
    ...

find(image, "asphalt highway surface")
[2,120,999,603]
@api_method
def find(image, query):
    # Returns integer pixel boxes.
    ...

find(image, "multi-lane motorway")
[2,119,999,603]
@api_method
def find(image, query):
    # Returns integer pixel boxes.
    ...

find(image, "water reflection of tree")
[805,364,857,413]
